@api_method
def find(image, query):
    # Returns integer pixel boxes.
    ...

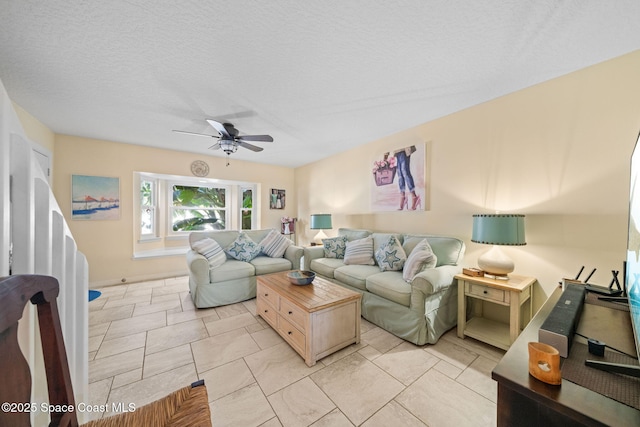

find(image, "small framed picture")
[270,188,286,209]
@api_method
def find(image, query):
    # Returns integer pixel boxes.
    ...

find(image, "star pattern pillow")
[375,235,407,271]
[225,232,262,262]
[322,236,348,259]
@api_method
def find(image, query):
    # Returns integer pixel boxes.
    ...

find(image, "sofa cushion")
[191,237,227,269]
[375,235,407,271]
[260,229,292,258]
[250,255,292,275]
[338,228,372,241]
[310,258,344,278]
[225,232,262,262]
[403,238,437,282]
[334,264,380,291]
[209,259,255,283]
[365,272,412,307]
[344,236,375,265]
[322,236,348,259]
[403,235,464,267]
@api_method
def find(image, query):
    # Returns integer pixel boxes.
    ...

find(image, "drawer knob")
[288,331,292,335]
[288,311,293,315]
[264,309,268,313]
[264,293,269,297]
[483,290,488,294]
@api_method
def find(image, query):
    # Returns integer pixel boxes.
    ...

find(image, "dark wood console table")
[492,287,640,426]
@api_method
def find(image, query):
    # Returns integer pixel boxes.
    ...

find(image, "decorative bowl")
[287,270,316,285]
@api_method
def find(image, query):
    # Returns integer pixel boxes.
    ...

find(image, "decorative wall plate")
[190,160,209,177]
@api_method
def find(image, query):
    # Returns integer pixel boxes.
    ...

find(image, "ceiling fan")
[173,119,273,163]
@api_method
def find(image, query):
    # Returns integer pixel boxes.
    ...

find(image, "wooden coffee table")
[256,271,361,366]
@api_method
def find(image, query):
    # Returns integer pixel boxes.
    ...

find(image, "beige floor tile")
[242,298,257,314]
[268,377,336,427]
[151,292,181,304]
[456,355,498,403]
[95,332,146,359]
[357,345,382,361]
[310,408,354,427]
[260,417,284,427]
[89,304,134,326]
[89,322,110,338]
[192,329,261,373]
[88,348,144,383]
[132,297,182,317]
[245,342,324,396]
[396,369,496,427]
[88,297,107,311]
[210,383,275,427]
[205,311,259,336]
[432,359,462,379]
[216,301,249,318]
[250,326,285,349]
[96,284,128,299]
[372,341,439,385]
[143,344,194,378]
[310,353,404,426]
[199,359,256,401]
[167,306,220,325]
[361,400,426,427]
[112,368,142,389]
[88,334,104,353]
[179,291,197,311]
[84,378,113,422]
[442,329,505,363]
[122,286,154,298]
[145,319,209,355]
[127,279,166,291]
[101,293,151,309]
[108,364,199,411]
[361,326,403,354]
[151,281,189,297]
[104,311,166,340]
[424,338,478,370]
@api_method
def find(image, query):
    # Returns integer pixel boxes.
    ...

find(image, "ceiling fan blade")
[206,119,231,138]
[237,135,273,142]
[237,141,264,152]
[209,141,222,150]
[173,130,218,138]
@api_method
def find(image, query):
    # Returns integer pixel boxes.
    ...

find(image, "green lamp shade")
[472,214,526,246]
[310,214,332,230]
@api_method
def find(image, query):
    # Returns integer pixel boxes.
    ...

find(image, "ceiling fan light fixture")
[219,140,237,154]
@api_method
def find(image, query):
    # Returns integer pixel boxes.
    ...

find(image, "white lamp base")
[313,230,328,245]
[477,245,514,280]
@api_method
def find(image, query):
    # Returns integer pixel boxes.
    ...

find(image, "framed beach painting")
[371,142,427,212]
[72,175,120,220]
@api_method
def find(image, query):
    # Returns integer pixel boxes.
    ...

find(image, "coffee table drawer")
[257,283,279,308]
[256,299,277,326]
[279,299,306,330]
[278,316,305,353]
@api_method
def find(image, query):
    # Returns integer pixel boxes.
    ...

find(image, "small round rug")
[88,290,102,302]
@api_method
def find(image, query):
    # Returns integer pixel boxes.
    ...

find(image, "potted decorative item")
[372,152,397,186]
[281,216,295,234]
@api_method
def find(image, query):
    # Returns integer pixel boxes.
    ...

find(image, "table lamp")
[472,214,526,279]
[310,214,332,245]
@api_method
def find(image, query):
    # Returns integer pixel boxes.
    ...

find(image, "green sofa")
[186,229,303,308]
[303,228,465,345]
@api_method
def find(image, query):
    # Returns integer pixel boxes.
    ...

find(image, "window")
[170,184,227,232]
[140,178,157,239]
[241,187,254,230]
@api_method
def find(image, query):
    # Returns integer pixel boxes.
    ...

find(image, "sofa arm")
[411,265,462,295]
[284,245,304,269]
[186,250,210,286]
[303,246,325,270]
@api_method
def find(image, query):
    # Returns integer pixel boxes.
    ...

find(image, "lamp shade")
[472,214,526,246]
[310,214,332,230]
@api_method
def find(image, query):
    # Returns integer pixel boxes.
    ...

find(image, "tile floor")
[87,276,505,426]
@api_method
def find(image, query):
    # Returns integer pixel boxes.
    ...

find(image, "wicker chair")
[0,275,212,427]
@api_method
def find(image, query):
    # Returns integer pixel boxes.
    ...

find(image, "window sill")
[133,247,189,259]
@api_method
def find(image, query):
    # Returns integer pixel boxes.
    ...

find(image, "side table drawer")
[257,299,277,326]
[466,282,509,304]
[279,298,306,330]
[257,283,279,307]
[278,316,306,354]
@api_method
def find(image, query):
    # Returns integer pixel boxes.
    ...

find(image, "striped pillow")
[260,229,292,258]
[343,236,375,265]
[192,238,227,269]
[402,238,437,282]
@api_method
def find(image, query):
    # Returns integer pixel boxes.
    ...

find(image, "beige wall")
[53,136,296,286]
[295,51,640,310]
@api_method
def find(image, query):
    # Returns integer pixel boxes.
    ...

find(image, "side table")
[456,273,535,350]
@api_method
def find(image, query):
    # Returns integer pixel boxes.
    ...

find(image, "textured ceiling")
[1,1,640,168]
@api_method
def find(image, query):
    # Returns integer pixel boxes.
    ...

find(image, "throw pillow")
[375,235,407,271]
[344,236,375,265]
[192,238,227,269]
[225,232,262,262]
[322,236,348,259]
[403,238,438,282]
[260,229,292,258]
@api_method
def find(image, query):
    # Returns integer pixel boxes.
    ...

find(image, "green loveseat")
[303,228,465,345]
